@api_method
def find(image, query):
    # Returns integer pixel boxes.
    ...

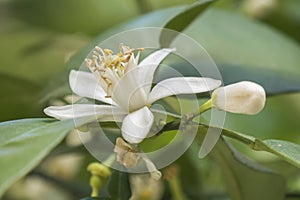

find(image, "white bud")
[211,81,266,115]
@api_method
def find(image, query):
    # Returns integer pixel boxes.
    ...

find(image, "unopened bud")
[211,81,266,115]
[87,162,111,179]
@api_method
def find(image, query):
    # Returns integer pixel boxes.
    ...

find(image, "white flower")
[44,44,221,143]
[211,81,266,115]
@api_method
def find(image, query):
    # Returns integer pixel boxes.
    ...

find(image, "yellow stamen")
[104,49,113,55]
[86,44,142,97]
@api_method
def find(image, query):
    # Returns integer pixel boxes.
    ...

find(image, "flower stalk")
[87,162,111,197]
[164,165,187,200]
[199,99,213,114]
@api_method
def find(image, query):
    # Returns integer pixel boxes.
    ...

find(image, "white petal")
[121,107,154,144]
[140,153,161,180]
[138,48,175,94]
[44,104,126,121]
[69,70,117,105]
[211,81,266,115]
[112,68,147,112]
[147,77,221,104]
[125,53,138,73]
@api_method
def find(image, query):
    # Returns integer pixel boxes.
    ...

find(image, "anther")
[92,55,98,60]
[85,58,92,66]
[93,51,100,56]
[104,49,113,55]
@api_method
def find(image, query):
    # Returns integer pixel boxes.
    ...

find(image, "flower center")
[85,44,143,98]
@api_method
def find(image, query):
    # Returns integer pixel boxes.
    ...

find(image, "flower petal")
[44,104,126,121]
[138,48,175,94]
[112,68,147,112]
[140,153,162,180]
[147,77,221,104]
[121,106,154,144]
[125,52,139,73]
[69,70,117,105]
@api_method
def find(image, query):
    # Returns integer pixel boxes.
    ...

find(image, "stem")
[150,108,182,119]
[91,184,99,197]
[220,128,256,148]
[199,124,256,148]
[165,166,188,200]
[169,175,188,200]
[189,99,213,119]
[199,99,212,113]
[156,119,256,149]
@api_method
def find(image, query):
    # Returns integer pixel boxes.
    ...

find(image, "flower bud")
[87,162,111,197]
[87,162,111,179]
[211,81,266,115]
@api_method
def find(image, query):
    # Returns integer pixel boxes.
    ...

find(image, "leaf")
[63,6,300,98]
[255,139,300,169]
[177,141,206,199]
[261,0,300,43]
[0,25,86,84]
[0,118,89,196]
[206,135,286,200]
[221,94,300,142]
[159,0,214,47]
[65,7,184,71]
[9,0,139,35]
[107,170,131,200]
[211,125,300,169]
[182,9,300,95]
[0,73,42,121]
[41,7,184,102]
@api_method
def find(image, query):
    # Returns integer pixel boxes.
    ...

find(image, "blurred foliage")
[210,137,286,200]
[7,0,197,35]
[244,0,300,43]
[8,0,139,35]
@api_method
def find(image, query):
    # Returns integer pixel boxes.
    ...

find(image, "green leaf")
[159,0,214,47]
[64,6,300,97]
[0,73,42,121]
[41,7,184,102]
[261,0,300,43]
[0,25,86,84]
[210,125,300,169]
[255,139,300,169]
[65,7,184,71]
[9,0,139,35]
[0,118,88,196]
[221,94,300,142]
[107,170,131,200]
[182,9,300,95]
[207,136,286,200]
